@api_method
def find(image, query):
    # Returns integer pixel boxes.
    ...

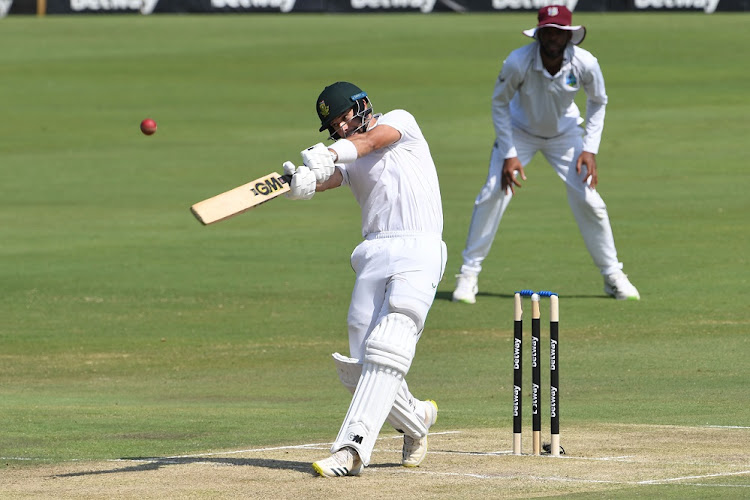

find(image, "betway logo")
[0,0,12,17]
[71,0,142,10]
[142,0,159,13]
[634,0,720,13]
[352,0,438,13]
[550,339,557,370]
[493,0,579,11]
[211,0,296,11]
[550,386,558,417]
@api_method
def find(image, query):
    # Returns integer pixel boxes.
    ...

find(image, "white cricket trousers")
[460,127,624,277]
[341,232,446,461]
[348,232,447,357]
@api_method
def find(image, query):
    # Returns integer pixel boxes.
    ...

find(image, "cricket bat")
[190,172,292,225]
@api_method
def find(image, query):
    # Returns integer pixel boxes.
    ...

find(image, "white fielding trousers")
[460,128,624,277]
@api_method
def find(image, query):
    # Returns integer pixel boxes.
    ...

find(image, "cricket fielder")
[283,81,447,477]
[452,5,640,303]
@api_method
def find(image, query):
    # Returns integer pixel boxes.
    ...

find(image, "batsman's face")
[330,108,363,139]
[538,27,571,59]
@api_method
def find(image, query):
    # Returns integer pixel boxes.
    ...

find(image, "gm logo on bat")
[251,175,289,196]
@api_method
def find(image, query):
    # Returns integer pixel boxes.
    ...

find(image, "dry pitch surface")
[2,424,748,499]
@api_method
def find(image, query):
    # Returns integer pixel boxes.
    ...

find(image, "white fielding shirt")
[337,109,443,238]
[492,42,608,157]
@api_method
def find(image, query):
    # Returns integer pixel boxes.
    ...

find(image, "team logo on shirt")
[565,71,577,87]
[318,100,330,117]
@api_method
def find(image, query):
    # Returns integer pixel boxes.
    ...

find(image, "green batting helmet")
[315,82,368,132]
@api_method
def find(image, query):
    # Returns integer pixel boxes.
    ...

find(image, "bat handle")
[281,174,293,183]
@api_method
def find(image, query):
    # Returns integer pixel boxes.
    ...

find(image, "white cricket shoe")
[312,446,362,477]
[402,400,438,467]
[452,273,478,304]
[604,272,640,301]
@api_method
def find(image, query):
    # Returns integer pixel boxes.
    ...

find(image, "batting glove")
[282,161,315,200]
[301,143,336,183]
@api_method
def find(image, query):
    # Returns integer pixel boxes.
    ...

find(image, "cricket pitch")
[2,423,748,499]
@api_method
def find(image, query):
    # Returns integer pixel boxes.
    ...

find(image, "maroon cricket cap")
[523,5,586,45]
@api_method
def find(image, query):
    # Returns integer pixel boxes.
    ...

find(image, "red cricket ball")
[140,118,157,136]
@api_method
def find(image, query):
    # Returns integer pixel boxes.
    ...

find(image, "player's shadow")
[435,290,519,302]
[53,456,405,479]
[435,290,607,301]
[53,456,317,478]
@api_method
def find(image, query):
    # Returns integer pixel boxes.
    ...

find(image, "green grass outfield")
[1,12,748,498]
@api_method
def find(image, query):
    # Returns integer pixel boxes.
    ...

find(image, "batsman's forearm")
[336,123,401,161]
[316,168,343,192]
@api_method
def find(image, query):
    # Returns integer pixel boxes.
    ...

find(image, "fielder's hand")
[501,157,526,195]
[576,151,598,189]
[301,143,336,183]
[282,161,316,200]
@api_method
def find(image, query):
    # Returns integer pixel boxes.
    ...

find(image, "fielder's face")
[538,27,572,59]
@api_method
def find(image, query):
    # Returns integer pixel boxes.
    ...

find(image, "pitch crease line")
[401,469,622,484]
[154,431,461,459]
[638,470,750,484]
[401,469,749,488]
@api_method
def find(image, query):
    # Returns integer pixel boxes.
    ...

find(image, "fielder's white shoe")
[312,446,362,478]
[604,272,640,301]
[452,273,478,304]
[402,400,438,467]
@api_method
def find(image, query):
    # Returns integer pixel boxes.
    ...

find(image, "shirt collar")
[533,43,573,77]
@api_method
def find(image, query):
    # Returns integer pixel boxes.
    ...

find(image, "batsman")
[282,82,447,477]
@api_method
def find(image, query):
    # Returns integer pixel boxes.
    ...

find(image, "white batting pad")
[386,382,429,439]
[332,352,428,439]
[363,313,418,373]
[331,313,419,465]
